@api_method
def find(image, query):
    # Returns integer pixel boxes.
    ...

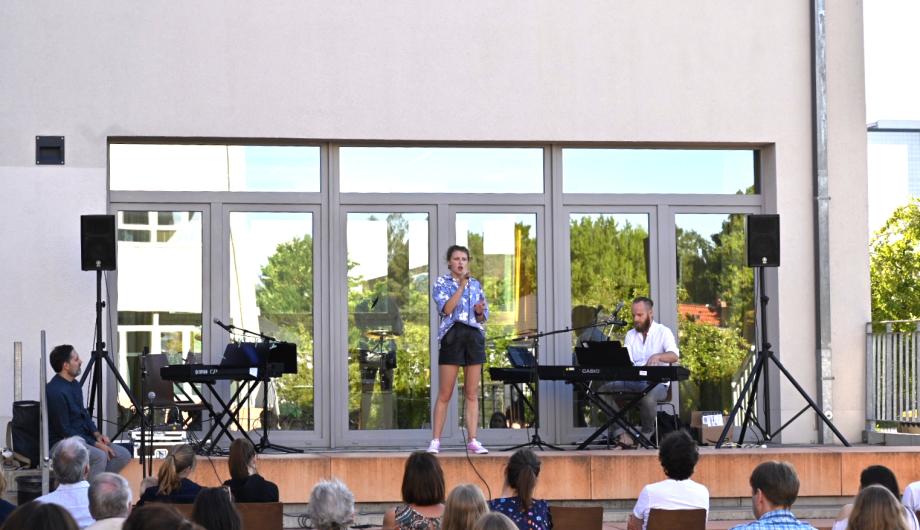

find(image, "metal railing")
[866,320,920,431]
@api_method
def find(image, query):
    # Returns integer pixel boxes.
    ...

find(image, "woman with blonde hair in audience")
[473,513,518,530]
[137,443,202,505]
[224,438,279,502]
[832,465,919,530]
[488,449,551,530]
[847,484,910,530]
[442,484,488,530]
[383,451,446,529]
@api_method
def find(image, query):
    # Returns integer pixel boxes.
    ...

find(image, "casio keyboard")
[489,365,690,384]
[489,364,690,450]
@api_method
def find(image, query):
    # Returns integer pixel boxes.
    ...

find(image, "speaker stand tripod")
[716,267,849,447]
[80,266,141,438]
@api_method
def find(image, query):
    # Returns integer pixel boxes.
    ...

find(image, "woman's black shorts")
[438,323,486,366]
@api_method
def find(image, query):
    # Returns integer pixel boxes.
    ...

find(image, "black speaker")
[746,214,780,267]
[81,214,116,271]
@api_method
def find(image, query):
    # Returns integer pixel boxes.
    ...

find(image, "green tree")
[678,315,751,414]
[255,235,315,429]
[569,216,650,309]
[871,199,920,325]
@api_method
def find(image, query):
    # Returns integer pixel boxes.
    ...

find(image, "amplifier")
[129,430,188,459]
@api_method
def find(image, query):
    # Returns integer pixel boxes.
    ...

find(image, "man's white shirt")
[37,480,95,528]
[633,478,709,530]
[624,321,680,366]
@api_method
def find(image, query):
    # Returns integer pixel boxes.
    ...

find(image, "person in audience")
[0,472,16,525]
[137,443,202,505]
[45,345,131,480]
[903,478,920,513]
[442,484,489,530]
[0,501,79,530]
[86,472,132,530]
[223,438,279,503]
[192,487,241,530]
[627,430,709,530]
[122,504,203,530]
[473,512,518,530]
[383,451,446,530]
[847,485,910,530]
[730,461,816,530]
[488,448,551,530]
[833,465,919,530]
[308,479,355,530]
[36,436,94,528]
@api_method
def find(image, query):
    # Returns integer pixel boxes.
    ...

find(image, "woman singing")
[428,245,489,455]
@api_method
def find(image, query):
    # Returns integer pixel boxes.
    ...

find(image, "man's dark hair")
[401,451,445,506]
[50,344,75,373]
[750,461,800,508]
[632,296,654,309]
[445,245,470,263]
[1,501,79,530]
[860,465,900,498]
[658,430,699,480]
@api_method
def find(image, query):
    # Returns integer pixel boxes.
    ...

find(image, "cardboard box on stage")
[690,411,733,445]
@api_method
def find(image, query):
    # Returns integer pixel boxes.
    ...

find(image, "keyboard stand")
[575,380,657,450]
[185,379,258,455]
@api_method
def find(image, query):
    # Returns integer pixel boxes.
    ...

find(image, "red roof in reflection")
[678,303,722,326]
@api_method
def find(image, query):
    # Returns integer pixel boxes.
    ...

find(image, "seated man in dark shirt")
[46,344,132,480]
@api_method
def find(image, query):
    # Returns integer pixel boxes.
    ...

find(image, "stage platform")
[122,444,920,506]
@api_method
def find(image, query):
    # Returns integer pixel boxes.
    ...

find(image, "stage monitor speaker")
[81,214,116,271]
[746,214,780,267]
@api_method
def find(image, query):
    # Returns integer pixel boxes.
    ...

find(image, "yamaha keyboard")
[161,363,282,383]
[489,365,690,384]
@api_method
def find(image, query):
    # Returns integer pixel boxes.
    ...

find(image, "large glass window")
[675,213,755,421]
[339,147,544,193]
[569,213,650,428]
[346,213,430,430]
[454,213,538,430]
[563,149,757,194]
[115,210,203,423]
[110,144,321,192]
[229,212,315,430]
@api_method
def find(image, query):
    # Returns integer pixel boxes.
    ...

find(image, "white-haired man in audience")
[37,435,95,528]
[86,472,132,530]
[308,478,355,530]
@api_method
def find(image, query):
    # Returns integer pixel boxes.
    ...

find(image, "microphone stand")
[501,310,627,452]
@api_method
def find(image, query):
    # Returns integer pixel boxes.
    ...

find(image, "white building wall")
[0,0,868,442]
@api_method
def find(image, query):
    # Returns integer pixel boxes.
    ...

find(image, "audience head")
[859,465,901,498]
[192,487,241,530]
[441,484,488,530]
[228,438,257,481]
[749,461,800,517]
[658,430,699,480]
[401,451,445,506]
[49,344,75,373]
[308,479,355,530]
[51,436,90,484]
[88,472,132,520]
[848,484,910,530]
[123,504,204,530]
[157,443,197,495]
[1,501,79,530]
[504,448,541,509]
[473,512,518,530]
